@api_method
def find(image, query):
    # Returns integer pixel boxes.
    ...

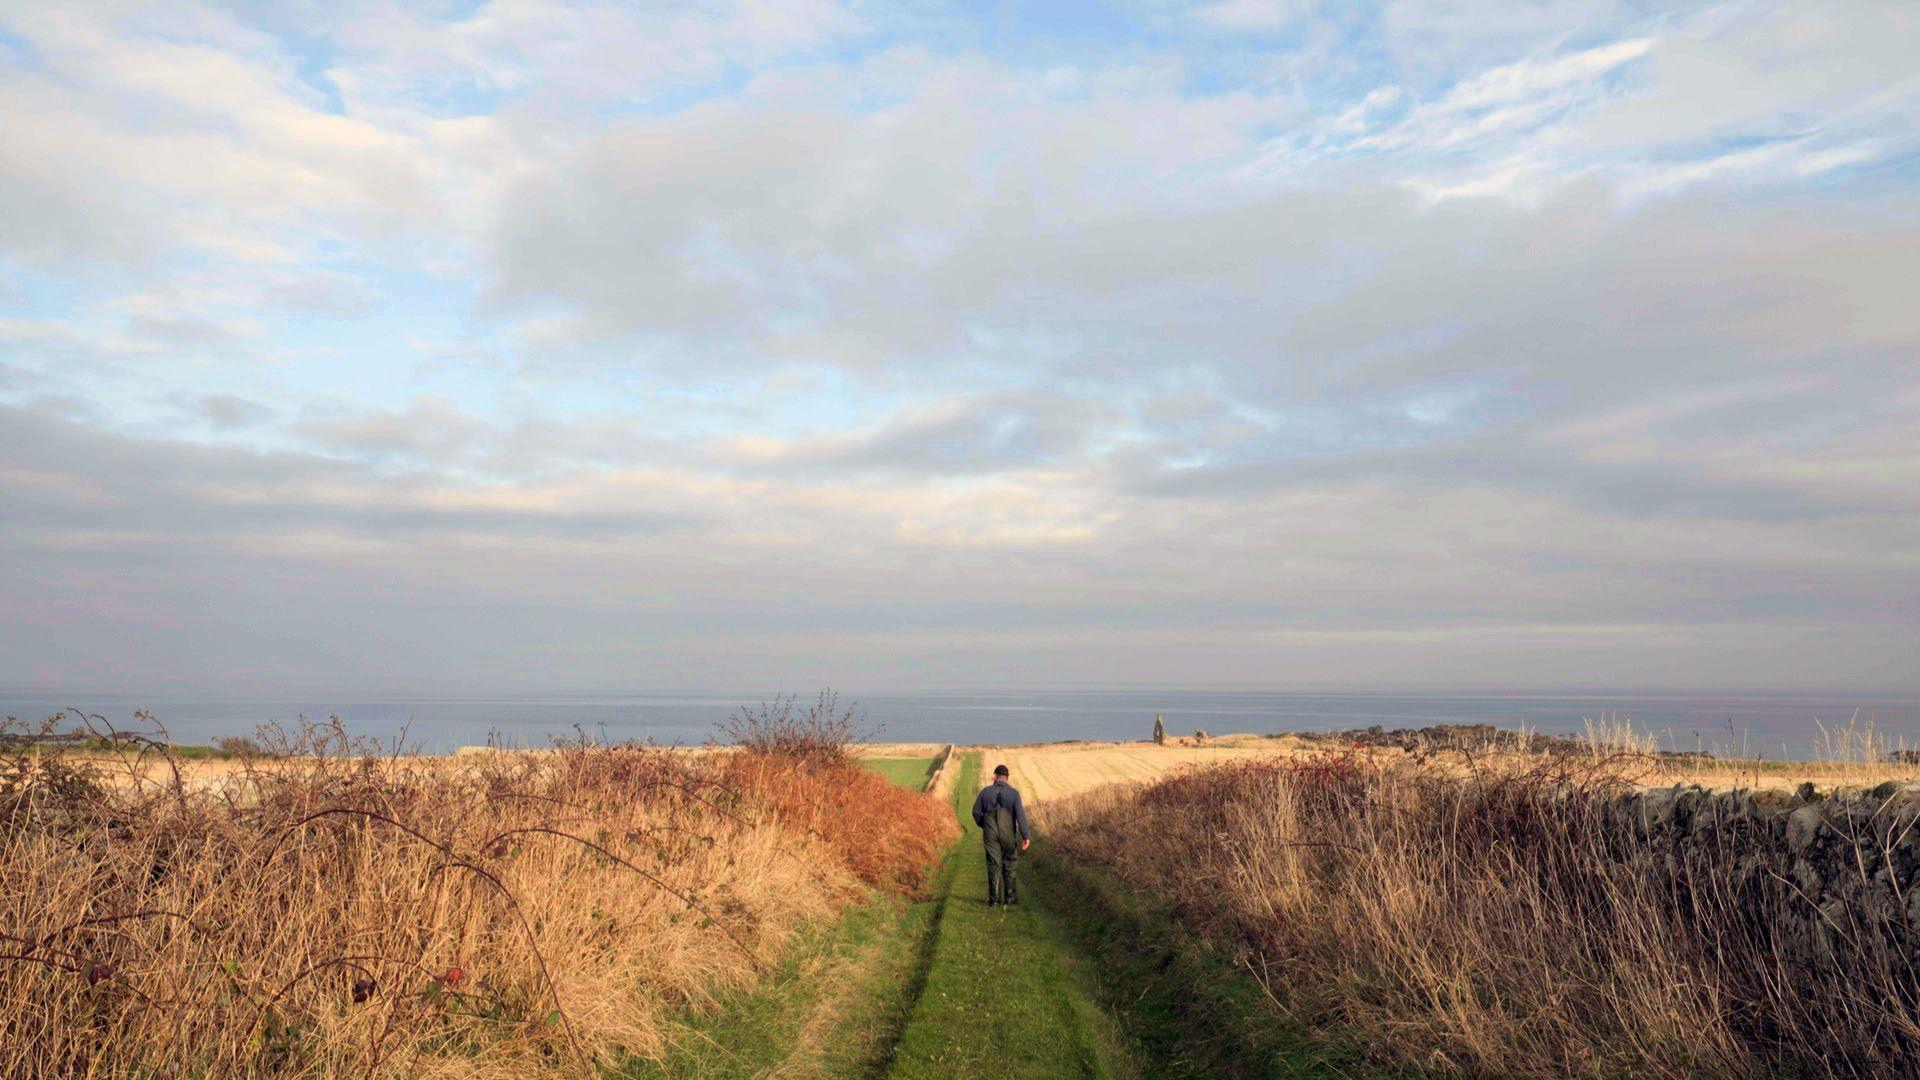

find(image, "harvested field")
[50,726,1917,806]
[980,732,1920,810]
[1632,755,1920,791]
[855,743,949,761]
[982,741,1298,804]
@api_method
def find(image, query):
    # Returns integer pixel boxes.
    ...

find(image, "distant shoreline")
[8,687,1917,762]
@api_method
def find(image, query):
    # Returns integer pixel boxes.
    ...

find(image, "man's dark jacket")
[971,778,1030,840]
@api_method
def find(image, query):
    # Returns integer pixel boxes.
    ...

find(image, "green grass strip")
[1029,850,1373,1078]
[861,756,938,791]
[884,753,1138,1079]
[617,886,941,1078]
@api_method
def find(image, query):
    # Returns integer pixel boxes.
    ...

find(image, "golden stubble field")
[953,735,1920,807]
[971,736,1311,804]
[62,733,1919,805]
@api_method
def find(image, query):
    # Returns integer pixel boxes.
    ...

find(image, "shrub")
[720,690,868,769]
[212,734,269,757]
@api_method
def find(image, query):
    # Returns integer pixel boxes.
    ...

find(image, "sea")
[4,688,1917,761]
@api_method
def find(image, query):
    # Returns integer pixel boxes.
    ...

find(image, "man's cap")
[993,764,1009,776]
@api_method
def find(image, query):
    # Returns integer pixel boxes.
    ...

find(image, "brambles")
[0,707,953,1077]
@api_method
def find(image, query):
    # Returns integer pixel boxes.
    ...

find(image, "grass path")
[626,749,1318,1077]
[619,886,939,1078]
[884,753,1139,1079]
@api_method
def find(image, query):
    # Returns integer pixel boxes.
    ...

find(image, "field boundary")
[923,744,956,793]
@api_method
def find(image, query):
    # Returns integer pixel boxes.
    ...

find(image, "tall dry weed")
[0,709,950,1077]
[1051,748,1920,1077]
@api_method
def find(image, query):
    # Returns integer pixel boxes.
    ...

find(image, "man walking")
[972,764,1030,906]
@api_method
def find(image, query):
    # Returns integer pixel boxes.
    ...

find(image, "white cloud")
[1342,37,1651,161]
[1,0,1916,693]
[0,4,447,279]
[1439,37,1652,112]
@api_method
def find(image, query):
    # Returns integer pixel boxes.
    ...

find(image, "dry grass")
[985,727,1920,813]
[57,720,1920,806]
[1579,712,1920,792]
[1049,749,1920,1077]
[714,750,953,899]
[0,711,954,1078]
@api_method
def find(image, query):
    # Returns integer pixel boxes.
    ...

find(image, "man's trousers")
[983,808,1020,903]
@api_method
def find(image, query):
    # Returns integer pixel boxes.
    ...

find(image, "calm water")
[4,688,1916,760]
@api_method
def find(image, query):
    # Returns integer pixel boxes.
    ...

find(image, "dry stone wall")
[1599,781,1920,972]
[925,743,958,798]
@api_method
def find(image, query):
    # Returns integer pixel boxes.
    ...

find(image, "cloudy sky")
[2,0,1916,696]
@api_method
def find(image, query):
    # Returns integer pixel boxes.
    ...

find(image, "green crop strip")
[862,756,939,791]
